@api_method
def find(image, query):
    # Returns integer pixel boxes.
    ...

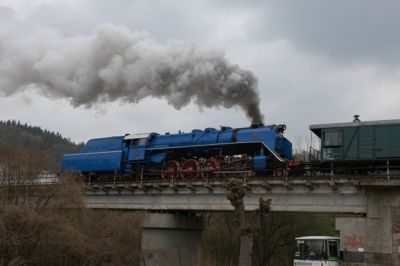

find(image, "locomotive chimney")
[353,115,361,122]
[251,123,265,128]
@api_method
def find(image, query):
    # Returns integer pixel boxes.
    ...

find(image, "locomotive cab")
[124,133,153,161]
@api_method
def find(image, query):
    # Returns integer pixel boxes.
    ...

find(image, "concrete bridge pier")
[140,212,204,266]
[336,190,400,266]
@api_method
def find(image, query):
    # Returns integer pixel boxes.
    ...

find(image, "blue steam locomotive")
[61,124,292,180]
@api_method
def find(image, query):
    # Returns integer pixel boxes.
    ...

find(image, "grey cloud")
[25,0,400,65]
[241,0,400,65]
[25,0,216,42]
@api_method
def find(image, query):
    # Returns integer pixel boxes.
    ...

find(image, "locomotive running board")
[147,141,286,162]
[213,170,254,174]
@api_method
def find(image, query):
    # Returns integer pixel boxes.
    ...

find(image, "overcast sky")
[0,0,399,145]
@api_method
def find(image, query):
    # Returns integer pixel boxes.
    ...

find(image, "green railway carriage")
[310,118,400,161]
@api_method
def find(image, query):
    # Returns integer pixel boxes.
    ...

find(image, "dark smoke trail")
[0,9,264,124]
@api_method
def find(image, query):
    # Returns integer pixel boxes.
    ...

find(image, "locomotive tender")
[61,124,293,180]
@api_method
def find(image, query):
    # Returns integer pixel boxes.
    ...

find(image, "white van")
[294,236,341,266]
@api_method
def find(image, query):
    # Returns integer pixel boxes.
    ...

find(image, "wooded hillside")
[0,120,80,170]
[0,121,143,265]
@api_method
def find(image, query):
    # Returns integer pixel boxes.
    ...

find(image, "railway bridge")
[85,175,400,266]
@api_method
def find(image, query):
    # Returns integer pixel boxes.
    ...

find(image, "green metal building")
[310,118,400,161]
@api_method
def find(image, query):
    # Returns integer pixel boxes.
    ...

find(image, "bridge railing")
[298,160,400,180]
[3,162,399,188]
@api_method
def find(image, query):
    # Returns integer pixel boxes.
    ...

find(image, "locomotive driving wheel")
[273,168,288,178]
[181,159,200,180]
[161,160,180,180]
[201,158,221,179]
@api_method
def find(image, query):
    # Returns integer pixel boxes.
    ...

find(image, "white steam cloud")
[0,8,264,124]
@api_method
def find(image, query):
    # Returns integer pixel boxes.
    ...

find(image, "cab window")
[132,138,147,146]
[324,130,342,147]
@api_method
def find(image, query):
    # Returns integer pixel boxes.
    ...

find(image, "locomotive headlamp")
[277,124,286,133]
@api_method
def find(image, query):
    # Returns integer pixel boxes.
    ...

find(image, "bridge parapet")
[84,176,400,213]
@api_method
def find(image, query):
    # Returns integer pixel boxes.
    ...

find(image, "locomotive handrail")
[63,150,122,156]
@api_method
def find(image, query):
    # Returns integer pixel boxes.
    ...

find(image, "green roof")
[310,119,400,137]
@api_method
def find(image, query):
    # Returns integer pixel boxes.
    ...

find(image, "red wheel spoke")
[181,159,200,180]
[161,160,180,180]
[201,159,221,179]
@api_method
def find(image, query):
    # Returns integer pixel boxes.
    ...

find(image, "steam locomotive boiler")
[61,124,292,180]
